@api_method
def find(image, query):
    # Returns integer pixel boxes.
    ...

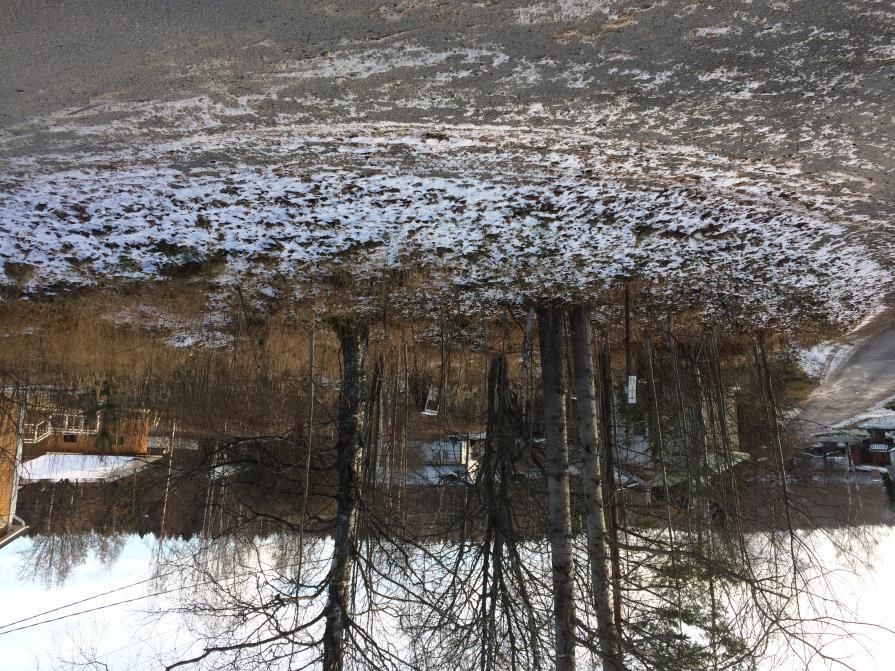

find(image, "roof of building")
[147,435,199,451]
[810,429,867,442]
[856,415,895,431]
[20,453,159,483]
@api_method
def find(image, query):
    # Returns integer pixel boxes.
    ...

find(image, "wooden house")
[16,387,149,458]
[0,399,28,549]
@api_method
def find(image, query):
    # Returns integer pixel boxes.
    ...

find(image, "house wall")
[0,400,22,528]
[869,429,887,444]
[27,414,150,457]
[35,432,97,456]
[850,444,894,467]
[109,415,150,455]
[870,451,892,467]
[418,438,468,465]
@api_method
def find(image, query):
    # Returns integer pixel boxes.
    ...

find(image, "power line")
[0,586,193,637]
[0,554,318,638]
[0,566,184,631]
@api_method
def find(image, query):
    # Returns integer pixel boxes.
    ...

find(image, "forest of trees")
[3,289,871,671]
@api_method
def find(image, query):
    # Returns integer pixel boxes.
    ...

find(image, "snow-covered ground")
[799,342,855,381]
[0,124,888,327]
[798,307,890,381]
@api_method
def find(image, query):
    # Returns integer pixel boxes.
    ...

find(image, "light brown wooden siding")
[0,400,22,527]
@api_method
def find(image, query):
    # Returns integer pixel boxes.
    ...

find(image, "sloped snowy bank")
[0,126,888,326]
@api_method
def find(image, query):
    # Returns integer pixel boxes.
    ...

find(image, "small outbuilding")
[853,416,895,466]
[409,434,484,485]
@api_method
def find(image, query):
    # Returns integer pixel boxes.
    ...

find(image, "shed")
[852,416,895,466]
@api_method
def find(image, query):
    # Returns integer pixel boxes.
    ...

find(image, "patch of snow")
[692,25,741,38]
[868,44,895,61]
[499,59,543,86]
[607,67,673,90]
[272,44,508,81]
[513,0,613,24]
[21,454,155,482]
[832,407,895,431]
[798,343,854,380]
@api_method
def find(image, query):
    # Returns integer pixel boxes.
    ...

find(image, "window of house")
[63,434,77,443]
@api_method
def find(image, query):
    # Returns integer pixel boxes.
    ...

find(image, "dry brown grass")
[0,288,191,380]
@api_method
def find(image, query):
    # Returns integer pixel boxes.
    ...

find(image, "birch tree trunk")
[537,306,577,671]
[569,306,623,671]
[322,318,369,671]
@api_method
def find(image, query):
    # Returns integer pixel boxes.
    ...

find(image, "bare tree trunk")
[755,330,799,574]
[400,330,409,506]
[322,319,369,671]
[297,323,315,580]
[537,306,577,671]
[363,355,384,487]
[521,307,537,447]
[596,337,625,656]
[159,420,176,539]
[644,333,685,645]
[569,307,623,671]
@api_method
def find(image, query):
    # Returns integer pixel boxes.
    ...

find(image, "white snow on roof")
[147,435,199,451]
[20,453,155,483]
[856,415,895,431]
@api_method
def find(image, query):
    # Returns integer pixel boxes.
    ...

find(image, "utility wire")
[0,566,184,631]
[0,587,193,637]
[0,553,317,638]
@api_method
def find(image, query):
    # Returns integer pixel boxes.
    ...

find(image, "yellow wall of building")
[27,413,150,457]
[0,400,22,527]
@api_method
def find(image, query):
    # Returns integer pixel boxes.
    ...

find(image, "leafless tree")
[569,306,622,671]
[537,305,578,671]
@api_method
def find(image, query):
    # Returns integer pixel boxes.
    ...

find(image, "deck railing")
[22,411,101,444]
